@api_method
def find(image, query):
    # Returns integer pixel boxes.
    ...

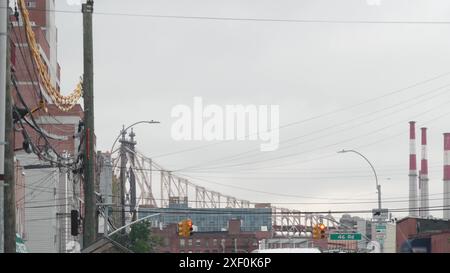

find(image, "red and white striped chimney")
[409,121,418,217]
[419,128,429,218]
[443,133,450,220]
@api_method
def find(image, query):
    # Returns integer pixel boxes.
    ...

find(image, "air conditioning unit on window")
[27,1,36,8]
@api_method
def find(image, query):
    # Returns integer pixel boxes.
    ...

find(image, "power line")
[5,6,450,25]
[179,106,450,172]
[152,71,450,159]
[179,113,446,171]
[178,85,450,170]
[121,148,446,202]
[10,19,79,167]
[102,194,450,206]
[114,205,450,216]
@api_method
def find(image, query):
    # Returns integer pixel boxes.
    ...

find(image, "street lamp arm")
[340,150,379,188]
[338,149,381,210]
[107,213,160,237]
[110,120,160,153]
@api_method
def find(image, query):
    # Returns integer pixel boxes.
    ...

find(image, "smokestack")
[443,133,450,220]
[419,128,429,218]
[409,121,418,217]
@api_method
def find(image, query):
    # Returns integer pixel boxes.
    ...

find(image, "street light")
[110,120,160,153]
[106,120,160,237]
[107,213,160,237]
[337,149,381,210]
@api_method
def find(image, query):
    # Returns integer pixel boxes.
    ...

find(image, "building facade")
[139,202,272,233]
[396,217,450,253]
[10,0,84,252]
[152,219,271,253]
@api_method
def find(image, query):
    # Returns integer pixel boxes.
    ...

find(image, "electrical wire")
[6,6,450,25]
[152,71,450,159]
[179,107,450,173]
[11,73,76,166]
[176,85,450,170]
[111,205,450,215]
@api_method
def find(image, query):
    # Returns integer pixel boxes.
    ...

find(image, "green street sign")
[376,225,386,230]
[330,233,362,241]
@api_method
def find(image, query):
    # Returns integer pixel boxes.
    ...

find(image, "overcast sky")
[53,0,450,220]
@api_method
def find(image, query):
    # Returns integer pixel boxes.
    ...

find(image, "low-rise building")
[396,217,450,253]
[152,219,271,253]
[138,199,272,233]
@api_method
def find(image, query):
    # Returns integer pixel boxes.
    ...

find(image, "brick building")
[152,219,271,253]
[396,217,450,253]
[9,0,84,252]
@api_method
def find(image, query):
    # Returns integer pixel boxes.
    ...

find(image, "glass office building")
[138,205,272,232]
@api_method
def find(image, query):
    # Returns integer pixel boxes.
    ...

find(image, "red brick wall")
[228,219,241,235]
[26,0,47,29]
[396,218,418,252]
[152,223,269,253]
[431,232,450,253]
[14,122,77,155]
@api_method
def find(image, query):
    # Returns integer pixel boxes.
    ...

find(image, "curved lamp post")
[110,120,160,153]
[338,149,381,210]
[107,213,160,237]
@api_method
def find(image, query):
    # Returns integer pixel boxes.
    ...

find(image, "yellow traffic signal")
[312,224,320,239]
[319,223,327,239]
[187,219,193,237]
[178,221,185,237]
[178,219,194,238]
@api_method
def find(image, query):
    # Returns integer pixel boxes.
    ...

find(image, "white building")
[371,221,396,253]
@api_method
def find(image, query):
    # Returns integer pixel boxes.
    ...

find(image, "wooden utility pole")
[82,0,96,248]
[4,0,16,253]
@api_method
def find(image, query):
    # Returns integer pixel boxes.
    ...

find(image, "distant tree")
[111,220,162,253]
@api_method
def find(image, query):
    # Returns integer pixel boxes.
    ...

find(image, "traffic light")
[187,219,194,237]
[70,210,79,236]
[178,221,186,237]
[312,224,320,239]
[178,219,194,238]
[319,223,327,239]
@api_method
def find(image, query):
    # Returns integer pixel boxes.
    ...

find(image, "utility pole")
[82,0,96,248]
[0,0,9,254]
[3,0,15,253]
[119,128,127,230]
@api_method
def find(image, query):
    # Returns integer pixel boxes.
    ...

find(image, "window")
[205,239,209,248]
[179,239,185,248]
[163,238,169,247]
[27,1,36,8]
[195,239,201,247]
[188,239,193,247]
[213,239,217,246]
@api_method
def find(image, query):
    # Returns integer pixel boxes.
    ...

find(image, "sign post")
[372,209,388,253]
